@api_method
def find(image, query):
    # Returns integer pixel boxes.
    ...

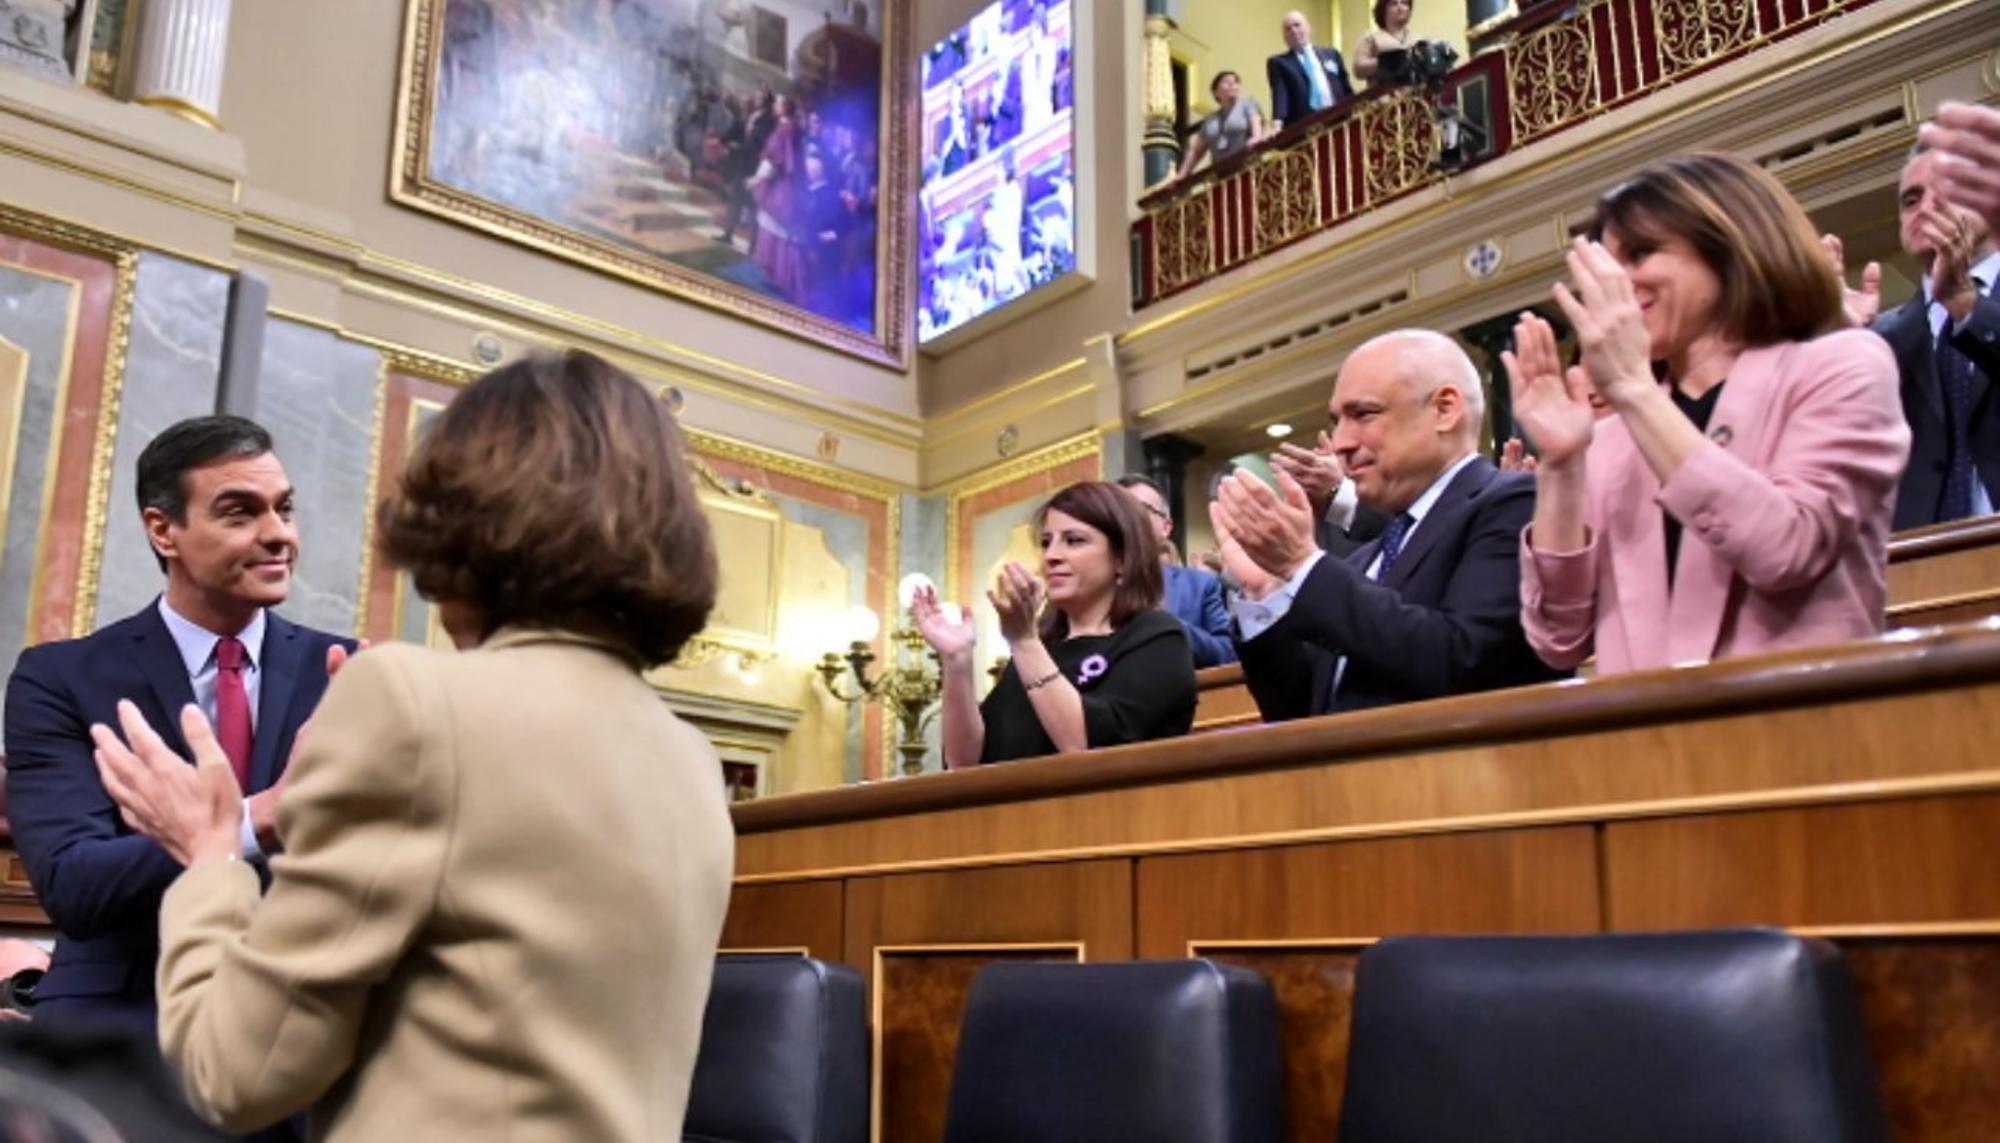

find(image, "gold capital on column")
[1143,14,1176,127]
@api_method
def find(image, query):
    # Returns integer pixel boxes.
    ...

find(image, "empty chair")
[683,956,867,1143]
[1338,928,1888,1143]
[942,959,1285,1143]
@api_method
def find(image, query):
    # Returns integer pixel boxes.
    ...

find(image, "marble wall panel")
[256,319,382,637]
[93,253,229,628]
[0,266,79,662]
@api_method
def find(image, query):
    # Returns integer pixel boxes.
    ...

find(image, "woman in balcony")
[1509,152,1910,675]
[1354,0,1415,91]
[913,481,1198,766]
[1171,71,1267,183]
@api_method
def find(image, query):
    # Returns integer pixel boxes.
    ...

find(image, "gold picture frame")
[389,0,912,367]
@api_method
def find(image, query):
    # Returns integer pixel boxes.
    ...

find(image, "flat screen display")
[917,0,1077,343]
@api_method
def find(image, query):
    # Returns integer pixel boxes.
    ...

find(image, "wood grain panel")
[1204,948,1363,1142]
[1194,664,1260,731]
[1888,518,2000,622]
[843,860,1134,962]
[875,947,1080,1143]
[1841,938,2000,1143]
[718,879,843,962]
[739,671,2000,880]
[1136,828,1601,957]
[1604,795,2000,929]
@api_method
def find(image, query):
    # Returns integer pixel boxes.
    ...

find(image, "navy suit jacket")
[1162,563,1237,668]
[3,603,351,1029]
[1872,283,2000,530]
[1238,457,1564,719]
[1266,45,1354,129]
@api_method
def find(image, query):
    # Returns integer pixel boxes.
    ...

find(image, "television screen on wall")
[917,0,1077,344]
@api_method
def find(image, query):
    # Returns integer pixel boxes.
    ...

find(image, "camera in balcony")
[1375,40,1461,91]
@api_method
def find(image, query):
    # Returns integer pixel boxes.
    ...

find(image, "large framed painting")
[392,0,911,366]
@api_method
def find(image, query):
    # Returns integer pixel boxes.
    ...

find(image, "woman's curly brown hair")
[378,350,718,667]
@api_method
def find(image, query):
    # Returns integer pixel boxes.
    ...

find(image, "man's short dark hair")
[134,416,274,572]
[135,416,274,524]
[1115,473,1166,498]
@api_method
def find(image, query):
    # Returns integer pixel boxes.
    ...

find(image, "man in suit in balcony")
[1266,10,1354,135]
[2,416,351,1091]
[1210,330,1561,719]
[1840,140,2000,529]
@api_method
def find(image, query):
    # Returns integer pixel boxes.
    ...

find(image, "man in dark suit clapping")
[1211,330,1562,719]
[1266,10,1354,134]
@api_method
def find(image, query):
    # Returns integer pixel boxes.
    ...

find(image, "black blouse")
[1665,380,1726,583]
[977,608,1197,765]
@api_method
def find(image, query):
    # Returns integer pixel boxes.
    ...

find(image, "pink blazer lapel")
[1663,344,1786,664]
[1598,424,1674,669]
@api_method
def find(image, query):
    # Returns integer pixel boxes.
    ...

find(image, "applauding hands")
[1502,311,1597,470]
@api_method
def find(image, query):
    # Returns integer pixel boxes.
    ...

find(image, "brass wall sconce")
[816,582,945,777]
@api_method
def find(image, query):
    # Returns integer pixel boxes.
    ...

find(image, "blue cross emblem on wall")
[1465,240,1503,279]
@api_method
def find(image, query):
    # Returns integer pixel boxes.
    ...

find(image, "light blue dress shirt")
[156,598,268,859]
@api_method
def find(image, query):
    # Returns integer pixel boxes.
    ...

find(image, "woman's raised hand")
[987,561,1044,645]
[1502,312,1596,469]
[911,585,976,664]
[1552,238,1655,408]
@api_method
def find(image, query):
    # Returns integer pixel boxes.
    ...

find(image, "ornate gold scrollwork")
[1251,145,1320,253]
[1653,0,1758,73]
[1508,14,1599,145]
[1359,91,1437,203]
[1154,191,1215,297]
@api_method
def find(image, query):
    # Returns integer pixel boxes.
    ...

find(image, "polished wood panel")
[1842,937,2000,1143]
[717,879,843,961]
[1888,518,2000,627]
[1194,664,1259,731]
[875,947,1079,1143]
[843,860,1134,963]
[1205,948,1362,1142]
[1137,829,1601,957]
[1603,795,2000,929]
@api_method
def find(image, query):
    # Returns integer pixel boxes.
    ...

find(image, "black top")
[977,608,1196,765]
[1665,381,1726,583]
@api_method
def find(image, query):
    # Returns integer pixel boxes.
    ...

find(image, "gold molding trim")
[869,941,1086,1143]
[387,0,913,368]
[10,260,82,650]
[733,767,2000,886]
[686,427,907,502]
[927,356,1090,431]
[941,431,1101,601]
[1466,1,1523,43]
[1791,921,2000,940]
[717,946,811,957]
[352,357,389,639]
[132,94,223,133]
[1188,937,1377,956]
[1887,586,2000,619]
[69,249,137,638]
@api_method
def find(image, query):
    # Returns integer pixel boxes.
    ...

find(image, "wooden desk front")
[726,621,2000,1142]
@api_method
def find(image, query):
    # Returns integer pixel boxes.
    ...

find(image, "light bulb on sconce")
[818,574,948,777]
[842,604,882,645]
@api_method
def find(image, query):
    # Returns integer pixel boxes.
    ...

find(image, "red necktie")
[214,636,254,791]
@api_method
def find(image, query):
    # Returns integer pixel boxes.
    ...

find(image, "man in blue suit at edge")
[1266,9,1355,135]
[1118,474,1238,667]
[3,418,353,1083]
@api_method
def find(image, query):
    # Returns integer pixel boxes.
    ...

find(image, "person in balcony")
[1511,153,1910,676]
[1170,71,1266,183]
[1266,9,1352,134]
[1353,0,1416,91]
[913,481,1197,767]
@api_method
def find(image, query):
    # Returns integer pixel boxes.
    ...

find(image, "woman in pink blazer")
[1509,152,1910,675]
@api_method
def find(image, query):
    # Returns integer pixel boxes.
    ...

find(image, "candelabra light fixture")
[817,576,947,777]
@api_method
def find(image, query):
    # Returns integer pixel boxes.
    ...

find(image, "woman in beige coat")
[91,350,734,1141]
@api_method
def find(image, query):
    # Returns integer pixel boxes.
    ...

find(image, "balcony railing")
[1131,0,1890,309]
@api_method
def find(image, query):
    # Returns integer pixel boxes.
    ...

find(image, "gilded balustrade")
[1132,0,1891,308]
